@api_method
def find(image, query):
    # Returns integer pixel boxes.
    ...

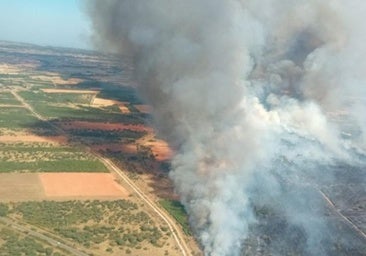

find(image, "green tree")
[0,203,8,216]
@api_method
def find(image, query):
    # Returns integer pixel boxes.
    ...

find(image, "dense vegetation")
[160,200,191,235]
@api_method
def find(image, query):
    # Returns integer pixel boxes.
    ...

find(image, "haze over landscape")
[0,1,365,256]
[0,0,90,49]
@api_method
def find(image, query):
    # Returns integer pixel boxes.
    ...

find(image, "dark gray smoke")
[85,1,366,255]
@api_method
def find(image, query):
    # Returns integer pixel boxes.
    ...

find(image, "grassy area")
[18,90,94,105]
[0,159,108,173]
[0,143,108,173]
[0,107,38,129]
[159,200,191,235]
[0,92,20,105]
[27,102,144,124]
[18,90,145,124]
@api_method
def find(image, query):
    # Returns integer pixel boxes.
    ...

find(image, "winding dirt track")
[11,89,192,256]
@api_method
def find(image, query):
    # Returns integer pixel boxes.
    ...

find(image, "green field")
[0,107,38,129]
[159,200,191,235]
[18,90,94,105]
[0,159,107,173]
[19,90,144,123]
[0,92,20,105]
[0,143,108,173]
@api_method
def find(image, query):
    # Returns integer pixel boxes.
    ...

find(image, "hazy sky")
[0,0,91,49]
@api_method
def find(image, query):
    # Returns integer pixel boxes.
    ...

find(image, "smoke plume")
[86,1,366,255]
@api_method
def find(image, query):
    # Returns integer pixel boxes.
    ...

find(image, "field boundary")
[11,89,192,256]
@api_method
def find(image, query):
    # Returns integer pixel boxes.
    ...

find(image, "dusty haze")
[86,1,366,255]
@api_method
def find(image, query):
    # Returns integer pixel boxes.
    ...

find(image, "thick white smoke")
[86,1,366,255]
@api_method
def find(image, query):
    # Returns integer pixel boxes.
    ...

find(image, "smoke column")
[86,1,366,255]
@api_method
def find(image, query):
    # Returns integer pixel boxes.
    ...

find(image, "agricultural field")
[0,106,39,130]
[0,41,199,256]
[18,90,129,122]
[0,173,128,202]
[0,142,107,173]
[0,91,20,105]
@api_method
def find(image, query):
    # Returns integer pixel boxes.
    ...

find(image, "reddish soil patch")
[39,173,129,198]
[146,139,173,161]
[0,135,67,144]
[59,121,152,132]
[134,104,152,114]
[137,135,173,161]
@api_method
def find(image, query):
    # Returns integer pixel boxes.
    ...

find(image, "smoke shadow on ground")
[1,40,178,201]
[27,116,178,200]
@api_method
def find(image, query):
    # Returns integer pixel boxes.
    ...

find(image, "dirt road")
[99,157,191,256]
[11,90,46,121]
[12,89,192,256]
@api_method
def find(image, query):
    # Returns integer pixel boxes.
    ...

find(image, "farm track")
[11,89,192,256]
[10,90,46,121]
